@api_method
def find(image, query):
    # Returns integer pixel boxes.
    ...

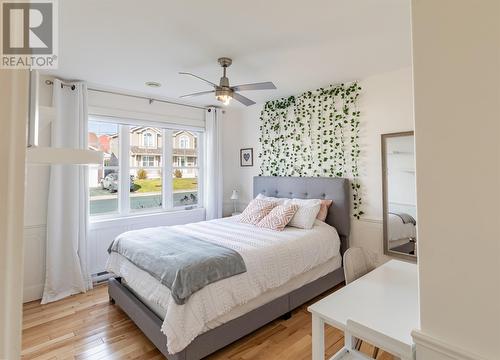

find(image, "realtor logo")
[1,0,58,68]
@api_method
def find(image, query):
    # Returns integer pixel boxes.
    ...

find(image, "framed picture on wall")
[240,148,253,167]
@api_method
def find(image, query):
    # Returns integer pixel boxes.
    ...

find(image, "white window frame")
[118,124,130,216]
[89,116,204,221]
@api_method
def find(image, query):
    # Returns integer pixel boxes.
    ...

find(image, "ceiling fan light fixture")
[179,57,276,106]
[216,88,232,105]
[216,94,231,105]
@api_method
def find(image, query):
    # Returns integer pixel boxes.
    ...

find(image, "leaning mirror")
[382,131,417,262]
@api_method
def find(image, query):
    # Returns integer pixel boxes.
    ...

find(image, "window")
[131,127,163,211]
[88,121,120,215]
[88,118,203,217]
[173,131,199,207]
[179,135,189,149]
[143,132,154,147]
[142,155,155,167]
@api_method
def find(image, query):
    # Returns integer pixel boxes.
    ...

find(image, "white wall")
[0,69,29,360]
[411,1,500,359]
[222,67,414,263]
[221,106,262,214]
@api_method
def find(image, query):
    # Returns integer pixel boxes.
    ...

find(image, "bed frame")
[108,176,351,360]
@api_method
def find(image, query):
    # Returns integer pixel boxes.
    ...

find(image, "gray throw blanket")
[108,228,247,305]
[389,212,416,225]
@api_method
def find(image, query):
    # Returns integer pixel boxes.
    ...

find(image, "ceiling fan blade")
[180,90,215,98]
[232,92,256,106]
[231,82,276,92]
[179,72,218,88]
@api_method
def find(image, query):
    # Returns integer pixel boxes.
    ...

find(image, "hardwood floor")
[22,284,394,360]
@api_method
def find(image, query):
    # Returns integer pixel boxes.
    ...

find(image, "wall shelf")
[27,147,103,165]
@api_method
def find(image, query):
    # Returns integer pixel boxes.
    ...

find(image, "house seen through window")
[88,118,202,216]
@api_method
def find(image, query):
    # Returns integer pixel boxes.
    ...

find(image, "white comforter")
[388,213,416,241]
[106,216,340,354]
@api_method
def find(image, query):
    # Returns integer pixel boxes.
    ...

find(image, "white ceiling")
[44,0,412,108]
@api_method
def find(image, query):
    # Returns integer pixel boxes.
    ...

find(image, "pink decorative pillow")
[257,204,299,231]
[239,199,277,225]
[316,199,333,222]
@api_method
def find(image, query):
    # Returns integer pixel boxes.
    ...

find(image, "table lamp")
[230,190,239,215]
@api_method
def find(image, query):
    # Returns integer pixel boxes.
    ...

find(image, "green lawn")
[173,178,198,191]
[133,178,161,193]
[133,178,197,193]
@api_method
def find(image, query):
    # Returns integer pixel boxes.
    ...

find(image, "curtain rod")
[44,79,207,111]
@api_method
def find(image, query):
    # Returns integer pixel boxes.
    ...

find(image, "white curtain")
[42,80,92,303]
[205,107,223,220]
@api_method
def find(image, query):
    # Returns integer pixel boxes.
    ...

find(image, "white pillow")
[256,193,288,205]
[285,198,321,229]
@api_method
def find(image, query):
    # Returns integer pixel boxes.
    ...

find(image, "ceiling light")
[215,88,232,105]
[216,94,231,105]
[179,58,274,106]
[145,81,161,88]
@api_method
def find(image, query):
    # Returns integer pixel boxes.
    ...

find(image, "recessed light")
[145,81,161,88]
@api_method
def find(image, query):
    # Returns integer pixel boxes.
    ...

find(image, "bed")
[387,212,416,248]
[107,176,351,360]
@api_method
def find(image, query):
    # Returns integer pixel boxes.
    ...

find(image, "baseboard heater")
[92,271,113,284]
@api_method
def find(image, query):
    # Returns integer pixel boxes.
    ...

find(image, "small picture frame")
[240,148,253,167]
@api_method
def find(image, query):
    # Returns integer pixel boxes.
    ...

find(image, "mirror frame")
[381,131,417,262]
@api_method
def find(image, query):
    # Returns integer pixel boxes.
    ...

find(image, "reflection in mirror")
[382,131,417,262]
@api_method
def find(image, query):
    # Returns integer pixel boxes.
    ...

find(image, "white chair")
[343,248,379,358]
[343,247,375,285]
[332,320,413,360]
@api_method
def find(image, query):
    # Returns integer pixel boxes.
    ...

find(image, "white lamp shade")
[230,190,239,200]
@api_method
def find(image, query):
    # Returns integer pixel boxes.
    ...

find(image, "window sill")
[89,207,205,228]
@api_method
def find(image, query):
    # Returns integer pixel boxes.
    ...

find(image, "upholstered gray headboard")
[253,176,350,255]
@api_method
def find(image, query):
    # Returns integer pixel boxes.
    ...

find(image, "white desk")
[308,260,419,360]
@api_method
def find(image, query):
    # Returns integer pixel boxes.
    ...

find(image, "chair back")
[343,247,375,284]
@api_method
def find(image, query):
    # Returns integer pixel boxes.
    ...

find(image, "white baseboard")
[23,284,44,303]
[412,330,489,360]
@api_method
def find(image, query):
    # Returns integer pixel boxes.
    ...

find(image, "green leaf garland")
[259,82,364,219]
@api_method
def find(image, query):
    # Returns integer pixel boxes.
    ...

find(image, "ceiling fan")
[179,57,276,106]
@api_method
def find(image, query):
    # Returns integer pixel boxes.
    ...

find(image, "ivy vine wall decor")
[258,82,364,218]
